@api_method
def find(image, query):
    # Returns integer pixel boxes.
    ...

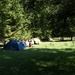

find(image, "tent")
[49,38,55,42]
[33,38,41,44]
[3,40,25,51]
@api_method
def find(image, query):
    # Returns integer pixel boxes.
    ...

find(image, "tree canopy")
[0,0,75,41]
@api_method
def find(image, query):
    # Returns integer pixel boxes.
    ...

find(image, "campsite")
[0,0,75,75]
[0,40,75,75]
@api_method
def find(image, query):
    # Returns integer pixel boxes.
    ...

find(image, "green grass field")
[0,41,75,75]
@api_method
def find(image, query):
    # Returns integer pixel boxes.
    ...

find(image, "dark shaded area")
[0,48,75,75]
[0,45,4,47]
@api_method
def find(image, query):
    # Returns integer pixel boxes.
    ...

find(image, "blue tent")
[4,40,25,51]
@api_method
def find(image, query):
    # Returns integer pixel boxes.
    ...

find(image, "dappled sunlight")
[36,61,57,67]
[1,55,12,59]
[67,56,75,59]
[0,42,75,75]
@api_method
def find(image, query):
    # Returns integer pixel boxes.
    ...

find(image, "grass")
[0,41,75,75]
[33,41,75,49]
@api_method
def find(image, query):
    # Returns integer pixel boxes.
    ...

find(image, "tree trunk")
[61,37,64,41]
[71,37,72,41]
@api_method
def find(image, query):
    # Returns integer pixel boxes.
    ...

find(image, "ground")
[0,41,75,75]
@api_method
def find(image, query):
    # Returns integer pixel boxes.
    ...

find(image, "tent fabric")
[4,40,25,51]
[33,38,41,44]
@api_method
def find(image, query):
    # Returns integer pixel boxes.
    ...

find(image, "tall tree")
[50,0,75,39]
[0,0,31,41]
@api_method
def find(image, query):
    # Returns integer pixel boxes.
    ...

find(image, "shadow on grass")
[0,48,75,75]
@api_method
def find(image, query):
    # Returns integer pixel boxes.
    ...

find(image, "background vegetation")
[0,0,75,41]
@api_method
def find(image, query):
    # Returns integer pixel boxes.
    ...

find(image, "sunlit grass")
[33,41,75,49]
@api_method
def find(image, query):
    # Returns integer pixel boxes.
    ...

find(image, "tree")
[50,0,75,40]
[0,0,75,41]
[0,0,31,41]
[21,0,75,40]
[21,0,53,40]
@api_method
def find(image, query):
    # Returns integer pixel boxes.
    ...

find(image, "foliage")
[0,0,31,41]
[50,0,75,37]
[0,0,75,41]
